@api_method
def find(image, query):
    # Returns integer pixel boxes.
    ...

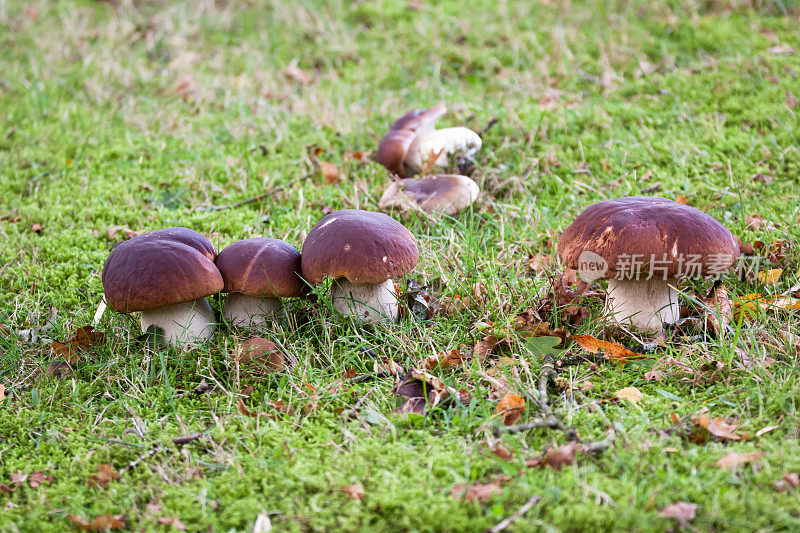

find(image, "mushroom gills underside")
[140,298,215,346]
[604,277,680,332]
[222,293,283,327]
[331,278,398,323]
[404,127,481,173]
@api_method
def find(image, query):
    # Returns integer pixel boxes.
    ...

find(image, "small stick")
[488,495,541,533]
[349,371,390,384]
[120,445,168,475]
[172,433,205,445]
[479,117,500,135]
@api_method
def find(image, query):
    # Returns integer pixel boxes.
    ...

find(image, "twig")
[479,117,500,136]
[492,418,559,436]
[349,370,390,384]
[172,432,205,445]
[205,174,311,211]
[488,495,541,533]
[581,427,617,454]
[120,445,168,475]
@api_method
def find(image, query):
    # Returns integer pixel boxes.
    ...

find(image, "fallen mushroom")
[301,210,418,323]
[378,174,480,216]
[375,104,481,177]
[557,196,739,332]
[215,238,303,328]
[101,227,223,346]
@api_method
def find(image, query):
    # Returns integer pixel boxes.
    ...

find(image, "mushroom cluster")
[101,210,420,347]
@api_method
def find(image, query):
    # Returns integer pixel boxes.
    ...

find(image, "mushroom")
[215,238,303,327]
[375,104,481,177]
[301,210,418,323]
[557,196,739,332]
[378,174,480,216]
[102,227,223,346]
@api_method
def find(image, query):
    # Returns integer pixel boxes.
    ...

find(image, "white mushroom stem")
[605,277,680,333]
[140,298,215,347]
[405,127,482,173]
[222,293,283,327]
[331,278,398,323]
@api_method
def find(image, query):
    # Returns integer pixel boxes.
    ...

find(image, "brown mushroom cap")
[387,174,479,214]
[375,104,447,177]
[102,227,223,312]
[557,196,739,278]
[301,209,418,285]
[215,238,302,298]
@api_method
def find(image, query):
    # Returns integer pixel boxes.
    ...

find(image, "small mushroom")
[215,238,303,328]
[378,174,480,216]
[301,210,418,323]
[102,227,223,346]
[557,196,739,333]
[375,104,481,177]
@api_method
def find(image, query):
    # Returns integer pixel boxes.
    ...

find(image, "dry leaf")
[659,502,697,528]
[285,63,312,85]
[752,173,775,185]
[784,473,799,488]
[755,425,779,437]
[393,369,459,415]
[572,335,643,361]
[424,348,466,371]
[767,45,795,55]
[0,384,5,403]
[173,74,197,100]
[496,393,525,425]
[787,90,799,109]
[703,286,733,336]
[236,398,274,419]
[87,464,120,489]
[615,386,644,403]
[31,223,42,233]
[320,161,342,184]
[525,442,582,471]
[675,195,689,205]
[745,215,771,230]
[66,514,125,531]
[528,253,553,274]
[0,483,12,493]
[451,482,502,503]
[490,445,514,461]
[27,471,53,488]
[105,226,144,240]
[51,326,105,363]
[716,451,763,471]
[757,268,782,284]
[10,471,27,485]
[342,483,366,500]
[473,335,497,362]
[692,412,746,441]
[157,517,187,530]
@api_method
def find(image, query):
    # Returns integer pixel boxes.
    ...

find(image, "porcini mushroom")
[557,196,739,332]
[215,238,303,327]
[301,210,418,323]
[378,174,480,216]
[102,227,223,346]
[375,104,481,177]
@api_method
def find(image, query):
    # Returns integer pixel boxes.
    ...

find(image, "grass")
[1,0,800,530]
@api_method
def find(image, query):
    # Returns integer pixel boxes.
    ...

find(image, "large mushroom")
[102,227,223,346]
[378,174,480,216]
[375,105,481,177]
[301,210,418,323]
[215,238,303,327]
[557,196,739,332]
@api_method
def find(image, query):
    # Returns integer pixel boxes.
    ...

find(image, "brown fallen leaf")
[572,335,644,361]
[703,286,733,336]
[236,398,274,419]
[51,325,105,363]
[755,425,779,437]
[10,471,27,485]
[787,90,799,109]
[767,45,795,55]
[66,514,125,531]
[490,445,514,461]
[393,369,460,415]
[451,482,502,503]
[173,74,197,100]
[285,63,313,85]
[424,348,466,371]
[106,226,144,240]
[496,393,525,425]
[752,173,775,185]
[319,161,342,185]
[31,222,42,233]
[691,412,746,441]
[528,253,553,275]
[745,215,771,231]
[237,338,285,374]
[0,384,5,403]
[526,442,581,471]
[784,473,799,488]
[87,464,120,489]
[615,386,644,403]
[27,471,53,488]
[659,502,697,528]
[472,335,497,363]
[675,195,689,205]
[716,451,763,471]
[157,517,187,530]
[0,483,12,493]
[342,483,366,500]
